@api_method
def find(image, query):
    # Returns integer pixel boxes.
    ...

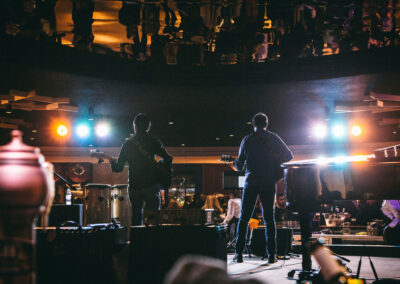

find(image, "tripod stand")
[226,226,253,258]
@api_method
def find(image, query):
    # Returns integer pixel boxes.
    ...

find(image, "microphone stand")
[53,170,77,190]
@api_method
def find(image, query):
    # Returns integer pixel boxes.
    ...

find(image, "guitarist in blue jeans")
[233,112,293,263]
[110,113,173,226]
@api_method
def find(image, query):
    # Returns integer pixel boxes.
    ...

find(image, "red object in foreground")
[0,130,54,283]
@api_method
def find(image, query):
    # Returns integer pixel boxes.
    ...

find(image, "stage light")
[76,124,90,138]
[88,106,95,121]
[95,122,110,137]
[312,124,328,139]
[5,105,12,114]
[351,125,362,136]
[316,156,328,165]
[333,154,346,164]
[57,124,68,137]
[332,124,345,139]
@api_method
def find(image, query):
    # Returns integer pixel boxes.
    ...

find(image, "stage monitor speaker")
[250,227,293,256]
[48,204,83,226]
[36,226,126,284]
[129,225,226,284]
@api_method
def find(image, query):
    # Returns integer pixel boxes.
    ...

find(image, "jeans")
[129,184,161,226]
[235,184,276,257]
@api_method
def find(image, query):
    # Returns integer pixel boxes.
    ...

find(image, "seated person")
[191,194,206,209]
[333,200,360,220]
[167,198,180,209]
[355,200,383,225]
[381,200,400,245]
[202,194,224,223]
[182,196,194,209]
[222,192,241,241]
[275,193,295,223]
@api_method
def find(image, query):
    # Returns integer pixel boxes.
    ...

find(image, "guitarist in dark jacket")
[233,112,293,263]
[111,113,173,225]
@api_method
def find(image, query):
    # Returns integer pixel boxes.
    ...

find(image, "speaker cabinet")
[48,204,83,226]
[129,225,226,284]
[250,227,293,256]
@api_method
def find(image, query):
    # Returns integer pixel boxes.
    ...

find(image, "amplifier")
[250,227,293,257]
[36,225,128,284]
[129,225,226,284]
[38,204,84,226]
[143,209,214,225]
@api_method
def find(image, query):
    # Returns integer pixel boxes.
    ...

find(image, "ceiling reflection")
[2,0,399,65]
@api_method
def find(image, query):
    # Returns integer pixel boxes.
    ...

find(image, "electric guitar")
[220,154,283,183]
[220,154,236,163]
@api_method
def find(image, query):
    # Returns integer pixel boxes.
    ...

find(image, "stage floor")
[227,254,400,283]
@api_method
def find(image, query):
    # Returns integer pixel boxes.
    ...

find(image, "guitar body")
[155,160,173,190]
[273,156,284,182]
[221,154,283,183]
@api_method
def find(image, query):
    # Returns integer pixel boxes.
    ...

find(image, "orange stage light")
[351,125,362,136]
[57,125,68,137]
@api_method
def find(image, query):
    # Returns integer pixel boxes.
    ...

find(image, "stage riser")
[129,225,226,284]
[292,244,400,257]
[36,227,127,284]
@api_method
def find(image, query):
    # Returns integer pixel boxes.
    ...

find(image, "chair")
[226,218,259,258]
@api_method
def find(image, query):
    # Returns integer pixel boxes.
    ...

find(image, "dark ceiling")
[1,38,400,148]
[1,1,400,148]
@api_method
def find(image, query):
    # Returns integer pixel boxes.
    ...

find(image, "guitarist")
[233,112,293,263]
[110,113,173,225]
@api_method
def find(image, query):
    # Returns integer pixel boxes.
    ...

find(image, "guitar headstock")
[90,149,112,163]
[220,154,236,163]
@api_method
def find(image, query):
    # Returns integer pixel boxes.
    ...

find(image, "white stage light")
[95,123,110,137]
[312,124,328,139]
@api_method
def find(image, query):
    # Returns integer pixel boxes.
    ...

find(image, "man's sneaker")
[268,255,278,264]
[233,254,243,263]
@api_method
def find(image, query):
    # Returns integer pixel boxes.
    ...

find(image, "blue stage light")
[76,124,90,138]
[332,124,346,139]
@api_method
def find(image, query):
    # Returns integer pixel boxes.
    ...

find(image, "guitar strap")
[131,138,158,167]
[131,138,170,178]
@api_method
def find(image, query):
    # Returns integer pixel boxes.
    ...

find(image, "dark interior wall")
[2,61,398,147]
[201,164,233,195]
[172,164,202,196]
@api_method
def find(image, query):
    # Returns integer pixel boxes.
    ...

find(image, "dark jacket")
[111,132,172,189]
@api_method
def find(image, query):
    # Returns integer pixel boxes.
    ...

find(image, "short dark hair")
[133,113,151,133]
[277,193,285,198]
[252,112,268,129]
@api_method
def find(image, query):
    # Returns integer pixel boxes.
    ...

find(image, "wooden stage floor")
[227,253,400,283]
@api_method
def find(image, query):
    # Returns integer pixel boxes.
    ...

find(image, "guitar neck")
[90,150,113,161]
[220,154,236,163]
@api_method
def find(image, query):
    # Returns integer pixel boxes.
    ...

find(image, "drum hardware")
[67,163,91,183]
[53,170,78,190]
